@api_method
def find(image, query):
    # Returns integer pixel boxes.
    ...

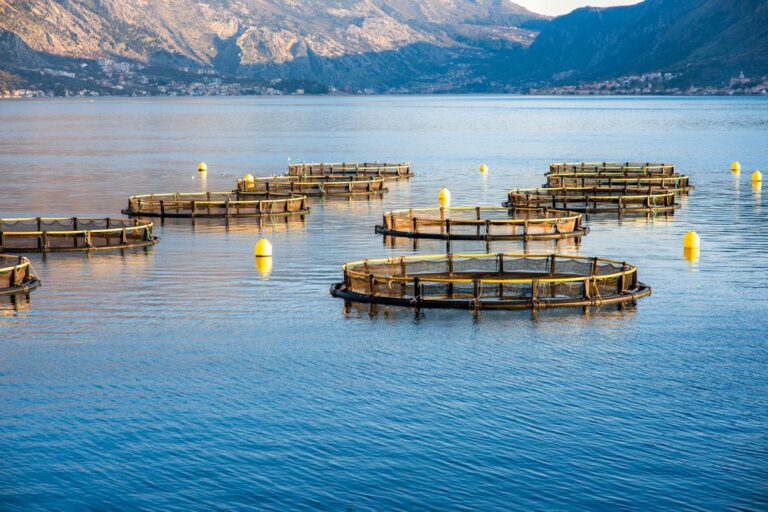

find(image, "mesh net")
[0,255,35,289]
[546,174,691,191]
[237,175,386,196]
[549,162,676,175]
[125,193,308,217]
[0,218,155,251]
[506,187,677,212]
[338,254,643,308]
[287,162,412,178]
[380,207,584,239]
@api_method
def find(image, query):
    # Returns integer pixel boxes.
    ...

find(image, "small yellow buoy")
[731,161,741,174]
[479,164,488,173]
[255,256,273,277]
[683,230,700,249]
[752,170,762,183]
[254,238,272,257]
[438,187,451,207]
[243,173,255,183]
[198,161,208,173]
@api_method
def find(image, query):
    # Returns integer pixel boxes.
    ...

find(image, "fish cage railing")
[237,175,387,196]
[545,173,692,192]
[504,187,678,213]
[0,217,157,252]
[375,207,588,241]
[548,162,676,176]
[123,192,309,218]
[287,162,412,179]
[331,253,650,310]
[0,255,40,295]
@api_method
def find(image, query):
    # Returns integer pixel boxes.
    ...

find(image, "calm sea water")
[1,96,766,510]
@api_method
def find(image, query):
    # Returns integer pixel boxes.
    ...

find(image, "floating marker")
[438,187,451,207]
[683,230,700,249]
[731,161,741,174]
[752,170,762,183]
[479,164,488,173]
[254,238,273,257]
[243,173,255,183]
[198,161,208,173]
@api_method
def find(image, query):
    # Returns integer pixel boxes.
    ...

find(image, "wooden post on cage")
[414,277,423,304]
[472,279,481,309]
[619,262,628,293]
[531,279,539,309]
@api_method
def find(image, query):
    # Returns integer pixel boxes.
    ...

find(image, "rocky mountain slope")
[0,0,543,89]
[523,0,768,83]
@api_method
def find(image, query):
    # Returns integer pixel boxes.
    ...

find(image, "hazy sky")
[514,0,643,16]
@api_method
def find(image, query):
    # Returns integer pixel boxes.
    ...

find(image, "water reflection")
[684,247,701,265]
[315,193,386,210]
[254,256,273,278]
[586,210,677,226]
[0,292,32,318]
[34,247,157,278]
[155,213,308,234]
[341,298,639,323]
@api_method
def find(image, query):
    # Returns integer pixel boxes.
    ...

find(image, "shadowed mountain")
[523,0,768,83]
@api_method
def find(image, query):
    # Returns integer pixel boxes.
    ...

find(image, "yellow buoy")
[243,173,255,183]
[254,238,273,257]
[255,256,273,277]
[198,161,208,173]
[752,170,762,183]
[731,161,741,174]
[438,187,451,207]
[479,164,488,173]
[683,230,700,249]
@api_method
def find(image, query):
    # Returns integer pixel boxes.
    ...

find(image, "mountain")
[523,0,768,84]
[0,0,544,91]
[1,0,767,95]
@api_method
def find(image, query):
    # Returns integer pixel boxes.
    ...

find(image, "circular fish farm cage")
[237,175,387,196]
[287,162,412,179]
[123,192,309,218]
[0,217,157,252]
[375,207,588,241]
[545,173,692,192]
[549,162,677,176]
[0,255,40,296]
[330,253,650,310]
[504,186,678,213]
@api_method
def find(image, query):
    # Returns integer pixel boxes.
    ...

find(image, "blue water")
[0,96,767,510]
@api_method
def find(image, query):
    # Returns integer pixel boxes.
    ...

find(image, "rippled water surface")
[1,96,767,510]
